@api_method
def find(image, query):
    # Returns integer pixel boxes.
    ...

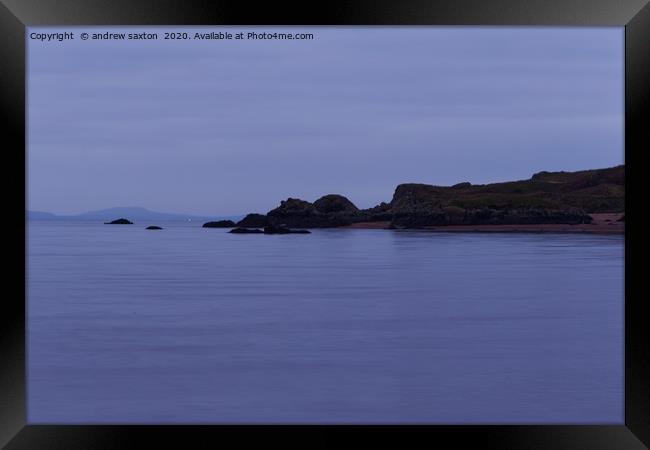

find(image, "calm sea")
[27,221,624,423]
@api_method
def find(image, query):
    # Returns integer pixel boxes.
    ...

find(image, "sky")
[27,27,624,216]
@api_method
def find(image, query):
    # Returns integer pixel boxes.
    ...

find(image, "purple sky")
[28,27,623,216]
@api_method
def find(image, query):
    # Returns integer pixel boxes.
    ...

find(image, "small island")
[229,227,264,234]
[104,218,133,224]
[202,220,236,228]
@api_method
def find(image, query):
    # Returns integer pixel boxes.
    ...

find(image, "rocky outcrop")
[229,227,264,234]
[228,226,310,234]
[202,220,236,228]
[146,225,163,230]
[313,194,359,214]
[105,218,132,224]
[264,225,311,234]
[386,173,607,228]
[359,202,393,222]
[266,195,362,228]
[238,165,623,230]
[236,213,269,228]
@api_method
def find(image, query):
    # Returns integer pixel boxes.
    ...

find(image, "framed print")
[1,0,648,448]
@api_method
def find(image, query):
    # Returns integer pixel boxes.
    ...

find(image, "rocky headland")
[235,214,269,228]
[234,165,624,232]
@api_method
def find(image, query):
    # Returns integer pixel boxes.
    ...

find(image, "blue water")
[27,221,624,424]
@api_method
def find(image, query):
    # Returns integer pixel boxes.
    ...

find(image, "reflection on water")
[27,221,624,423]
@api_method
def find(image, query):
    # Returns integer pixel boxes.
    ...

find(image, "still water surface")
[27,221,624,423]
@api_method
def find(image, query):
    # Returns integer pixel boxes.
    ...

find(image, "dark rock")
[229,227,264,234]
[388,178,599,228]
[390,184,445,215]
[391,204,592,228]
[269,198,316,216]
[442,205,466,220]
[313,194,359,214]
[104,218,133,224]
[267,196,362,228]
[499,208,593,225]
[617,215,625,222]
[388,184,446,227]
[202,220,236,228]
[364,202,391,213]
[146,225,162,230]
[451,182,471,189]
[266,197,326,227]
[359,202,393,222]
[236,213,269,228]
[263,225,311,234]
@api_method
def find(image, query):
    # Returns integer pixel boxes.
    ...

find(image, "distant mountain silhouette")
[27,206,243,223]
[28,210,59,220]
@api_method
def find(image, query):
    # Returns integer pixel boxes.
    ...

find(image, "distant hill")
[27,206,243,223]
[27,210,60,220]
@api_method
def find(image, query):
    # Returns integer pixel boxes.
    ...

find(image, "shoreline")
[340,213,624,234]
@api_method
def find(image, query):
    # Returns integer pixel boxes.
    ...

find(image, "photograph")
[2,0,649,446]
[25,26,626,424]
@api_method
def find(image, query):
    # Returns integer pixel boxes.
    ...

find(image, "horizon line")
[28,163,624,218]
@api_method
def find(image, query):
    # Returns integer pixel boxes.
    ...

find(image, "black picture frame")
[2,1,648,448]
